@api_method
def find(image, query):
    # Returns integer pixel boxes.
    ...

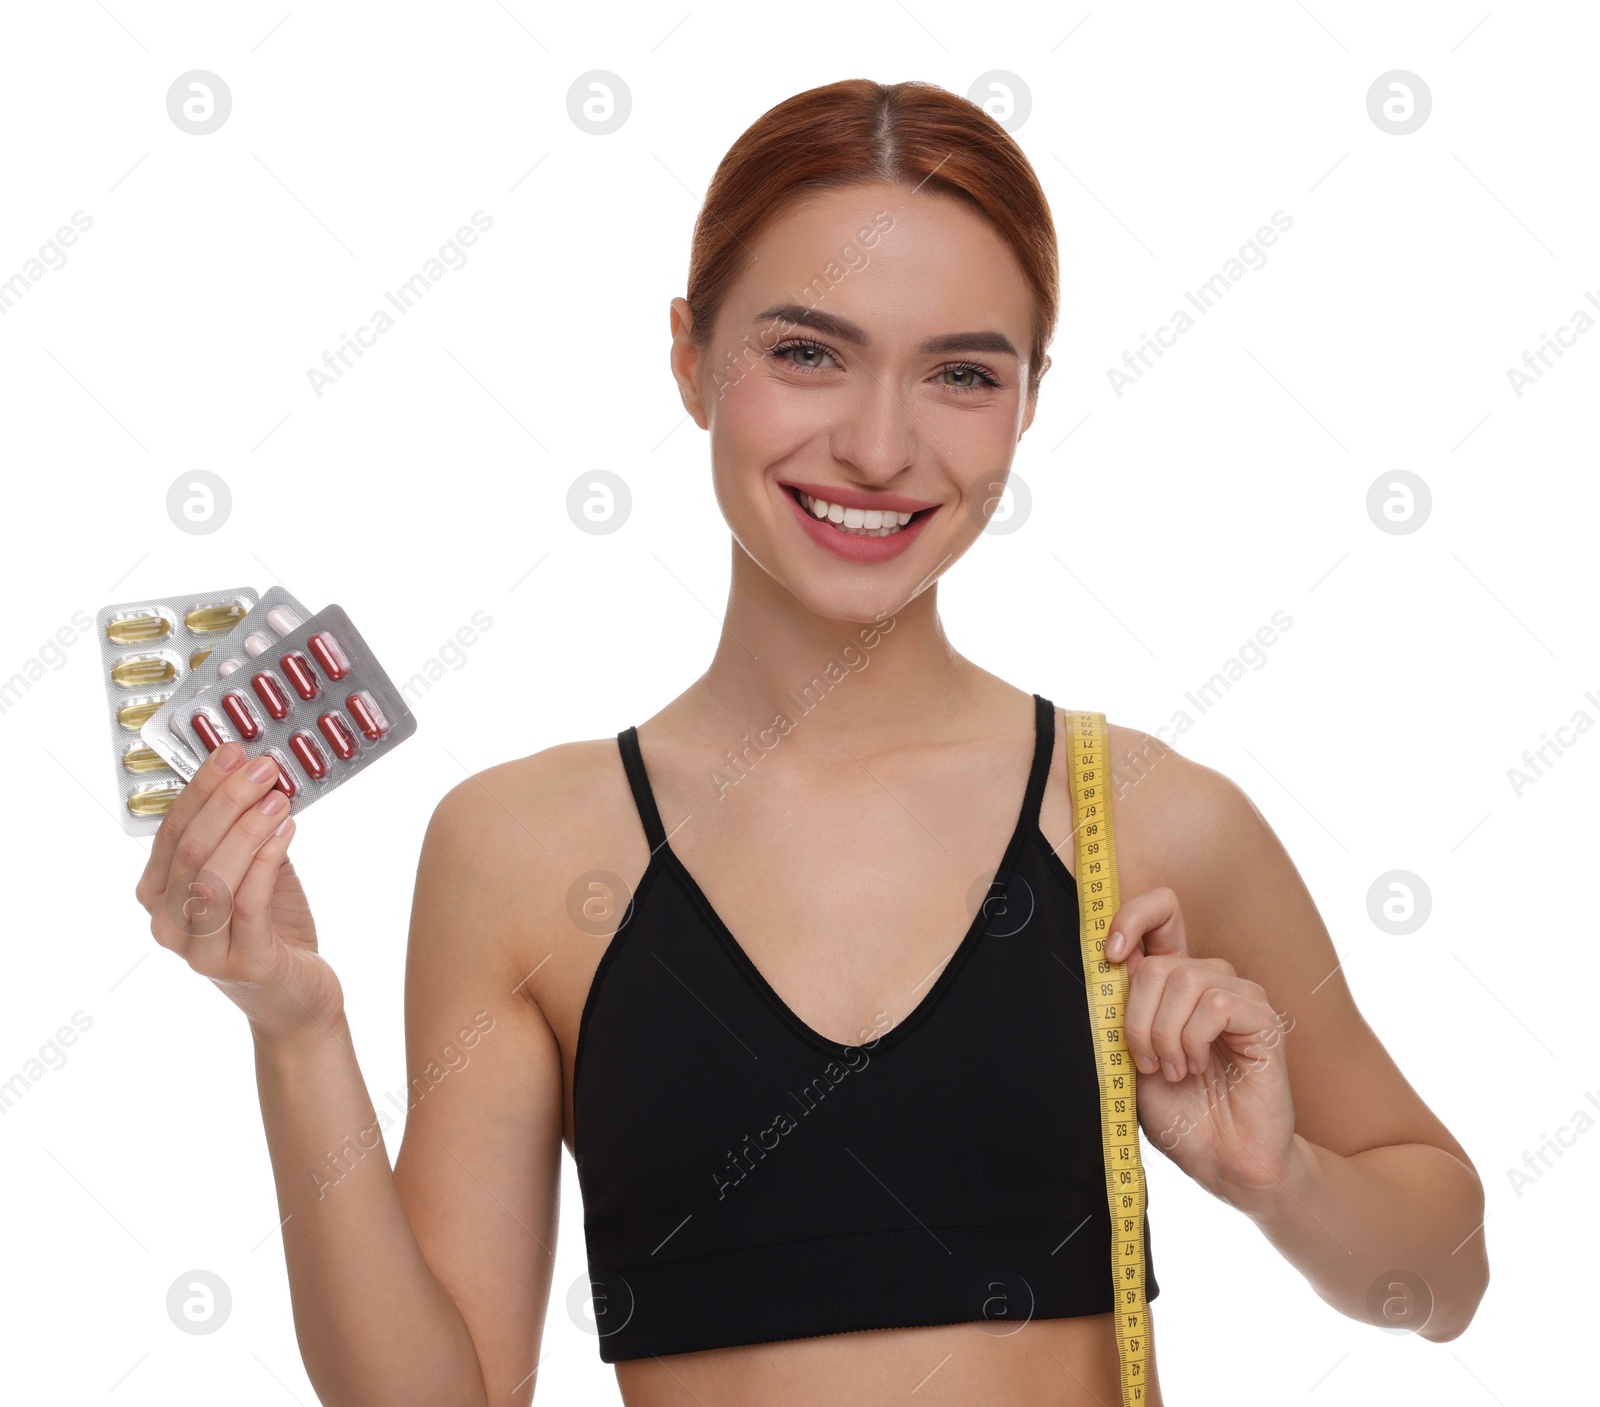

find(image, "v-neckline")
[622,694,1054,1061]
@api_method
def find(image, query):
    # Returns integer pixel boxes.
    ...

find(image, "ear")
[1018,353,1051,436]
[670,297,710,429]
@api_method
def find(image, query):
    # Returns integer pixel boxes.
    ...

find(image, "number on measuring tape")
[1066,709,1150,1407]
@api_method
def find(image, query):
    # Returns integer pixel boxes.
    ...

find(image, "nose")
[826,373,923,483]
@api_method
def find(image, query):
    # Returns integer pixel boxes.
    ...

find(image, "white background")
[1,2,1594,1402]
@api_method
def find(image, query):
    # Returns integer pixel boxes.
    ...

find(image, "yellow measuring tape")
[1065,709,1150,1404]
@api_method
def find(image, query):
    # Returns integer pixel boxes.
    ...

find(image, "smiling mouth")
[786,486,936,537]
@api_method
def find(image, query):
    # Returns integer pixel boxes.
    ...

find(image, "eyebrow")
[752,304,1020,359]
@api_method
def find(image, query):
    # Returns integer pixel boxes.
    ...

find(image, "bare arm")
[1238,1130,1485,1340]
[244,765,565,1404]
[1110,724,1490,1342]
[389,769,567,1402]
[255,1013,491,1403]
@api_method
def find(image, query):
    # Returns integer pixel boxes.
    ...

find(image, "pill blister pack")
[96,587,259,834]
[138,603,416,818]
[141,586,313,776]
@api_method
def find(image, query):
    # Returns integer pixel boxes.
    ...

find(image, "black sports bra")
[572,693,1158,1361]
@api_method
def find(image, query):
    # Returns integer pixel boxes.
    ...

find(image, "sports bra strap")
[620,695,1055,859]
[616,725,669,852]
[1024,693,1055,832]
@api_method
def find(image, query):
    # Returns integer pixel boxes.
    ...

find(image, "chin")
[778,564,928,629]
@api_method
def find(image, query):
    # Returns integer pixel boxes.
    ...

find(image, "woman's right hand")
[136,741,344,1043]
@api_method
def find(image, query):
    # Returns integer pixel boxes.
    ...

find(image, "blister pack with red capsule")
[139,585,314,775]
[139,603,416,816]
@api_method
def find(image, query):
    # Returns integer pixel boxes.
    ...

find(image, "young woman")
[135,79,1488,1407]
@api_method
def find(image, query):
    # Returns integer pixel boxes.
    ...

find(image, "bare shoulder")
[1103,720,1270,925]
[415,734,649,1000]
[1103,719,1475,1168]
[1103,719,1310,967]
[426,733,639,858]
[1038,711,1238,892]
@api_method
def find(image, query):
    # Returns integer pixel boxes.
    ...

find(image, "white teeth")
[797,490,918,537]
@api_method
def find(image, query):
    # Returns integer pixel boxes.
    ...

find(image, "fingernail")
[247,755,275,781]
[274,816,292,837]
[213,742,243,773]
[1162,1060,1181,1081]
[1135,1053,1158,1074]
[1107,931,1124,959]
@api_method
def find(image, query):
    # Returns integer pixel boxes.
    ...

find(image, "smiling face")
[669,180,1048,625]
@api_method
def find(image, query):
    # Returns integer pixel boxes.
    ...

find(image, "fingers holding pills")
[225,814,299,963]
[181,800,296,982]
[116,591,401,1040]
[171,752,283,877]
[137,735,340,1035]
[138,739,248,909]
[147,750,290,960]
[201,773,293,895]
[129,601,410,972]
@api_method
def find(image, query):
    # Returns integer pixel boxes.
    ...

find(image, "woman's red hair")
[686,78,1060,393]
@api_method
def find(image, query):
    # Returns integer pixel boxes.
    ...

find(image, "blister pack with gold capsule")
[148,602,417,819]
[139,586,313,777]
[96,587,258,833]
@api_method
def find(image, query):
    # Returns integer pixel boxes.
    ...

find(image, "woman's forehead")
[729,185,1035,346]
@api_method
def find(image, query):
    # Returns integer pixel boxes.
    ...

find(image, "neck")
[680,539,1001,754]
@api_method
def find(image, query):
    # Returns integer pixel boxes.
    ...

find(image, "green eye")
[774,339,833,370]
[940,363,1000,391]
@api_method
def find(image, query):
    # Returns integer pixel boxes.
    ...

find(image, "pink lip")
[780,483,937,563]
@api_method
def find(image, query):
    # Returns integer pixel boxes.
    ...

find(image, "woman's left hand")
[1106,885,1299,1205]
